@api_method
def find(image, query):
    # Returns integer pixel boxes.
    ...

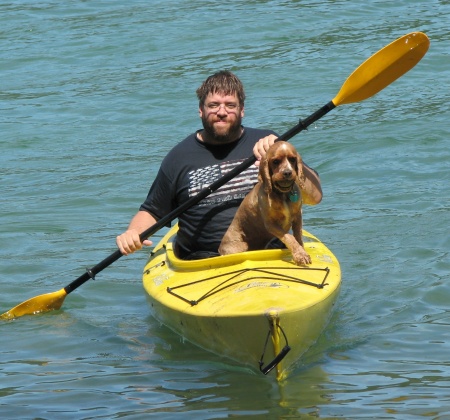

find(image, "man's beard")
[201,114,242,144]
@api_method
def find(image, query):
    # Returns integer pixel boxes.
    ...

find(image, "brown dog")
[219,141,311,265]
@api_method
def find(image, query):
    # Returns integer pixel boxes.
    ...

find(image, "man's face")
[199,92,244,144]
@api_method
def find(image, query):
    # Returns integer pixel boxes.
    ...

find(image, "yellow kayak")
[143,224,341,381]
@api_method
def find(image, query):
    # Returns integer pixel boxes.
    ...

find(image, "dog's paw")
[293,250,312,265]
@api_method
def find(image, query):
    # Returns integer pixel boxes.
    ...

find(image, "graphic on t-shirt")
[188,158,258,206]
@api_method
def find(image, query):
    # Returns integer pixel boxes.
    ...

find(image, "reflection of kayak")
[143,224,341,380]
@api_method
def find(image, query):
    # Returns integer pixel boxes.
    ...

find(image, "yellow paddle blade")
[0,288,67,320]
[333,32,430,106]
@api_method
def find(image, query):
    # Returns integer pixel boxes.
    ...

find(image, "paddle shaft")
[64,101,336,295]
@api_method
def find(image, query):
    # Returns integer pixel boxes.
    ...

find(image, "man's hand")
[116,229,152,256]
[253,134,278,166]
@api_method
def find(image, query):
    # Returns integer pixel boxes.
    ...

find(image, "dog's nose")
[282,169,292,178]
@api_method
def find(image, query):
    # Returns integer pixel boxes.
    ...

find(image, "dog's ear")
[296,152,306,189]
[259,155,272,194]
[296,152,302,172]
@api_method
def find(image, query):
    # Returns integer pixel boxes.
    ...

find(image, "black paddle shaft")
[64,100,336,295]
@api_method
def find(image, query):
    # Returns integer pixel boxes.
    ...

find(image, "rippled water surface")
[1,1,449,418]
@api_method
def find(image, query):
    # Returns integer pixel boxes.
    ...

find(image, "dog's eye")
[288,157,297,164]
[272,159,280,166]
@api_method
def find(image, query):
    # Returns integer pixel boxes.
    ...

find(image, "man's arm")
[300,163,322,205]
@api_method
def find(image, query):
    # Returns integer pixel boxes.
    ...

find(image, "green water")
[1,0,449,418]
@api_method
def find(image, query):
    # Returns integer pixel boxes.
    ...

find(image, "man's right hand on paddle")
[116,210,156,255]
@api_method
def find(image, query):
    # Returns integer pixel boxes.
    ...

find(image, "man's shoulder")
[243,126,277,139]
[173,131,198,148]
[164,132,199,157]
[160,131,214,172]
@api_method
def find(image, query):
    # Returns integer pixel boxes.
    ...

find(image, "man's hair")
[196,70,245,107]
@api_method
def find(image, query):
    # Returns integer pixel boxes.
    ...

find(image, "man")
[116,70,322,259]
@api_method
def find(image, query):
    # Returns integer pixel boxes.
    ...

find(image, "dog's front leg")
[290,217,311,265]
[267,222,311,266]
[283,233,311,265]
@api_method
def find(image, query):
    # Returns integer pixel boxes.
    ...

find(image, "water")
[1,0,449,418]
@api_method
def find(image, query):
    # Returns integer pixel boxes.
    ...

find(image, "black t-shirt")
[140,127,277,257]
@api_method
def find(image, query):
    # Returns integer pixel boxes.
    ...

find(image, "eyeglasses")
[205,103,240,113]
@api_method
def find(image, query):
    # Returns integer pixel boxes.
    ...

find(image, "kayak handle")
[259,323,291,375]
[259,345,291,375]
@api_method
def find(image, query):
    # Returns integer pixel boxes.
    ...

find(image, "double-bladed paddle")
[1,31,429,320]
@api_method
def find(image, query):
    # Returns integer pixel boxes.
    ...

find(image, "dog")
[219,141,311,265]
